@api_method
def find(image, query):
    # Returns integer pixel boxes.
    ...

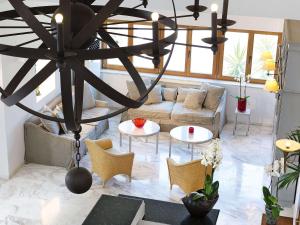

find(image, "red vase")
[237,98,247,112]
[132,118,146,128]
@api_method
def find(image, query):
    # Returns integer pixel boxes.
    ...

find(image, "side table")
[233,108,251,136]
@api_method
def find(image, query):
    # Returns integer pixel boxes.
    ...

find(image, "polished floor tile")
[0,117,273,225]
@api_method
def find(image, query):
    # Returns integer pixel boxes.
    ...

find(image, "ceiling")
[0,0,299,20]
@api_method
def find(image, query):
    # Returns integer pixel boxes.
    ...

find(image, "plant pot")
[182,190,219,218]
[265,207,278,225]
[237,97,247,112]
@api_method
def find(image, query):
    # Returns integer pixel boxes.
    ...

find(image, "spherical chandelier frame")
[0,1,178,131]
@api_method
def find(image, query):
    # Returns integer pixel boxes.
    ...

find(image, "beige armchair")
[85,139,134,186]
[167,158,212,194]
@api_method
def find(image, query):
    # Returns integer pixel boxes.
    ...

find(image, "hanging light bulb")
[211,3,219,12]
[151,12,159,22]
[55,13,64,24]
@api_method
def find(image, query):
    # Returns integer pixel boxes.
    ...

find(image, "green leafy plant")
[224,41,246,77]
[192,175,219,201]
[262,186,283,219]
[277,128,300,189]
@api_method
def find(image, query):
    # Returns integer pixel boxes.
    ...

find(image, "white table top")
[118,120,160,137]
[170,126,213,144]
[235,108,251,115]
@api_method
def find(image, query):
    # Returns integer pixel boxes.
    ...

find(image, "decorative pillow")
[82,82,96,110]
[145,85,163,105]
[177,87,200,102]
[203,84,225,111]
[183,89,207,109]
[162,87,177,102]
[40,106,60,134]
[55,106,69,134]
[126,78,151,100]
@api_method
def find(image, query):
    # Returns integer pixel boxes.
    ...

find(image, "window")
[251,34,279,80]
[164,29,187,73]
[102,20,281,84]
[190,30,214,75]
[35,60,56,101]
[132,24,154,70]
[222,32,249,78]
[106,24,129,66]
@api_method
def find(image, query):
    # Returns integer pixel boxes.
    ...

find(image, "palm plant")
[277,128,300,189]
[224,41,246,77]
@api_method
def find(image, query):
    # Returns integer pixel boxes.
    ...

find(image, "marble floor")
[0,116,273,225]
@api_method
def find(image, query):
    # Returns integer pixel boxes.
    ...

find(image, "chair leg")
[128,175,132,183]
[170,184,173,190]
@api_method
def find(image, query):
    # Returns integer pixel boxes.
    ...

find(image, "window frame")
[102,20,282,84]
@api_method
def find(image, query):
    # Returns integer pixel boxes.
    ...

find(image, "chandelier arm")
[0,29,54,38]
[4,43,46,95]
[72,0,125,49]
[1,61,57,106]
[101,26,211,31]
[98,29,147,99]
[32,9,53,20]
[2,18,52,26]
[67,58,144,108]
[59,0,72,48]
[60,65,78,131]
[74,65,84,124]
[8,0,56,49]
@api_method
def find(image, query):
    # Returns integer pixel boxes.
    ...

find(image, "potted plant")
[262,186,283,225]
[182,139,222,217]
[234,74,251,112]
[182,175,219,217]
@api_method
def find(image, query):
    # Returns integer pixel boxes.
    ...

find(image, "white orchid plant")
[234,74,251,99]
[200,138,223,172]
[265,158,285,178]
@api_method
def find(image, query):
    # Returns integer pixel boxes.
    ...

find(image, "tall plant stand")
[233,108,251,136]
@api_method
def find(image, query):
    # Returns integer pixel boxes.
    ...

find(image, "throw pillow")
[126,78,151,100]
[177,87,200,102]
[55,106,69,134]
[162,87,177,102]
[40,106,60,135]
[82,82,96,110]
[203,84,225,111]
[183,89,207,109]
[145,85,163,105]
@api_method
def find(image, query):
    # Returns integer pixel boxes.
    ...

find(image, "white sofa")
[122,80,227,137]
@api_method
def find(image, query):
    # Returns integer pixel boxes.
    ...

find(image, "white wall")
[0,55,61,179]
[100,70,276,126]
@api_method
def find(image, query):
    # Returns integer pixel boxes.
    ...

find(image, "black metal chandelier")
[0,0,235,194]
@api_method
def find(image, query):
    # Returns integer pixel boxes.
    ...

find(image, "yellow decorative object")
[167,158,212,194]
[85,138,134,186]
[264,77,279,93]
[263,59,276,71]
[261,51,273,61]
[276,139,300,153]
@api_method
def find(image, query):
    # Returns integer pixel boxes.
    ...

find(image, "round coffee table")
[118,120,160,153]
[169,126,213,160]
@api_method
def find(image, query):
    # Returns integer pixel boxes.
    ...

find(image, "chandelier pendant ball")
[65,167,93,194]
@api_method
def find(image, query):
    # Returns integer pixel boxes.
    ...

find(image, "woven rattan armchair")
[167,158,212,194]
[85,139,134,186]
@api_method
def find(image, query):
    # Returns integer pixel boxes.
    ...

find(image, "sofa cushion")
[171,103,215,125]
[128,101,174,120]
[183,89,207,109]
[177,87,201,103]
[82,107,110,126]
[203,84,225,111]
[145,85,162,105]
[127,78,151,100]
[83,82,96,110]
[40,106,60,134]
[162,87,177,102]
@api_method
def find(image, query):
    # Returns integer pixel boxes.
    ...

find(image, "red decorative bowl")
[132,118,146,128]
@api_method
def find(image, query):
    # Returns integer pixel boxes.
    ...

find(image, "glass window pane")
[133,24,154,69]
[106,24,128,66]
[164,29,187,72]
[222,32,249,77]
[190,30,214,75]
[251,34,278,80]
